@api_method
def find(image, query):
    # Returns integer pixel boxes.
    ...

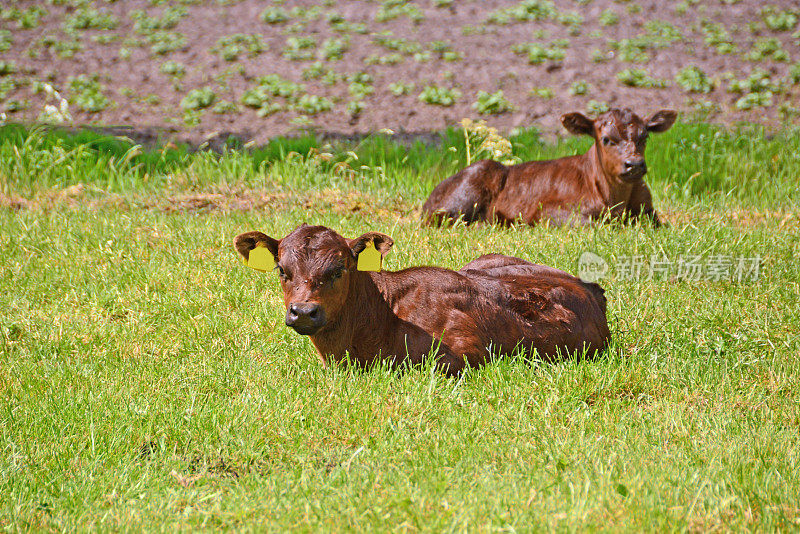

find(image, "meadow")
[1,121,800,531]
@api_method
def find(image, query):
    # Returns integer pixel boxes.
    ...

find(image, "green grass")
[1,123,800,530]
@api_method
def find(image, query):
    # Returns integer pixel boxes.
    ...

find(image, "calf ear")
[561,112,595,136]
[234,231,280,272]
[646,110,677,133]
[348,232,393,272]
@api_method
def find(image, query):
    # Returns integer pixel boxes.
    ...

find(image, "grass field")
[2,122,800,531]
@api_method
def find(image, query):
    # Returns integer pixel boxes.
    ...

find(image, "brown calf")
[234,224,610,375]
[423,108,677,226]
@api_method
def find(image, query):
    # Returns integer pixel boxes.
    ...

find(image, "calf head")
[561,108,677,183]
[234,224,393,336]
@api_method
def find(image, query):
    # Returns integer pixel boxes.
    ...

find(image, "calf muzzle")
[621,159,647,181]
[285,302,326,335]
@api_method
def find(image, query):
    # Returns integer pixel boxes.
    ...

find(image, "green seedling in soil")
[674,0,701,14]
[728,69,782,94]
[643,20,683,44]
[330,20,368,34]
[180,87,216,111]
[512,40,569,64]
[364,53,404,66]
[760,6,798,32]
[147,32,187,56]
[347,99,365,118]
[321,37,349,60]
[0,61,17,77]
[591,49,611,62]
[735,91,773,110]
[419,85,461,106]
[472,90,515,115]
[569,80,591,96]
[373,34,422,55]
[745,38,790,62]
[389,81,414,96]
[241,75,304,107]
[487,0,557,25]
[701,22,736,54]
[131,6,187,34]
[302,62,331,80]
[287,6,323,21]
[348,81,374,100]
[212,100,239,114]
[0,77,17,98]
[327,12,368,34]
[91,33,119,45]
[0,5,46,29]
[260,6,290,24]
[626,3,642,14]
[789,62,800,84]
[292,94,334,115]
[599,9,619,26]
[605,21,682,63]
[349,72,374,85]
[616,68,669,88]
[607,39,650,63]
[530,87,554,99]
[0,30,11,52]
[63,7,118,31]
[68,74,112,113]
[558,11,583,35]
[159,61,186,78]
[376,1,424,23]
[586,99,610,115]
[283,36,317,61]
[213,34,265,61]
[29,34,84,59]
[675,66,714,94]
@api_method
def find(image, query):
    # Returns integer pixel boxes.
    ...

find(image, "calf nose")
[287,303,320,322]
[285,303,326,334]
[624,159,646,172]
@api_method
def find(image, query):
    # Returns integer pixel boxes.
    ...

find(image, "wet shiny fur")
[423,108,677,227]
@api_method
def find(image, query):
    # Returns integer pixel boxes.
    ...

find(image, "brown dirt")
[2,0,799,145]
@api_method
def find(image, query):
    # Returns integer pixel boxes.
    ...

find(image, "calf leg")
[626,182,662,227]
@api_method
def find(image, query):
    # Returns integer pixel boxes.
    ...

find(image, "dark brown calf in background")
[235,224,610,375]
[423,108,677,227]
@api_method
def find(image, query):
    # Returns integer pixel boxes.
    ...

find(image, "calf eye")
[602,136,611,145]
[276,265,287,279]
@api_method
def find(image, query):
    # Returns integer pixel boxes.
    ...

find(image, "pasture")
[1,122,800,530]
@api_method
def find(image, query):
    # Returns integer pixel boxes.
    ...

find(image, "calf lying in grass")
[423,108,677,227]
[235,224,610,375]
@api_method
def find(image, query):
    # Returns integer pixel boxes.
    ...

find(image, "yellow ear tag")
[245,245,276,273]
[357,242,382,272]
